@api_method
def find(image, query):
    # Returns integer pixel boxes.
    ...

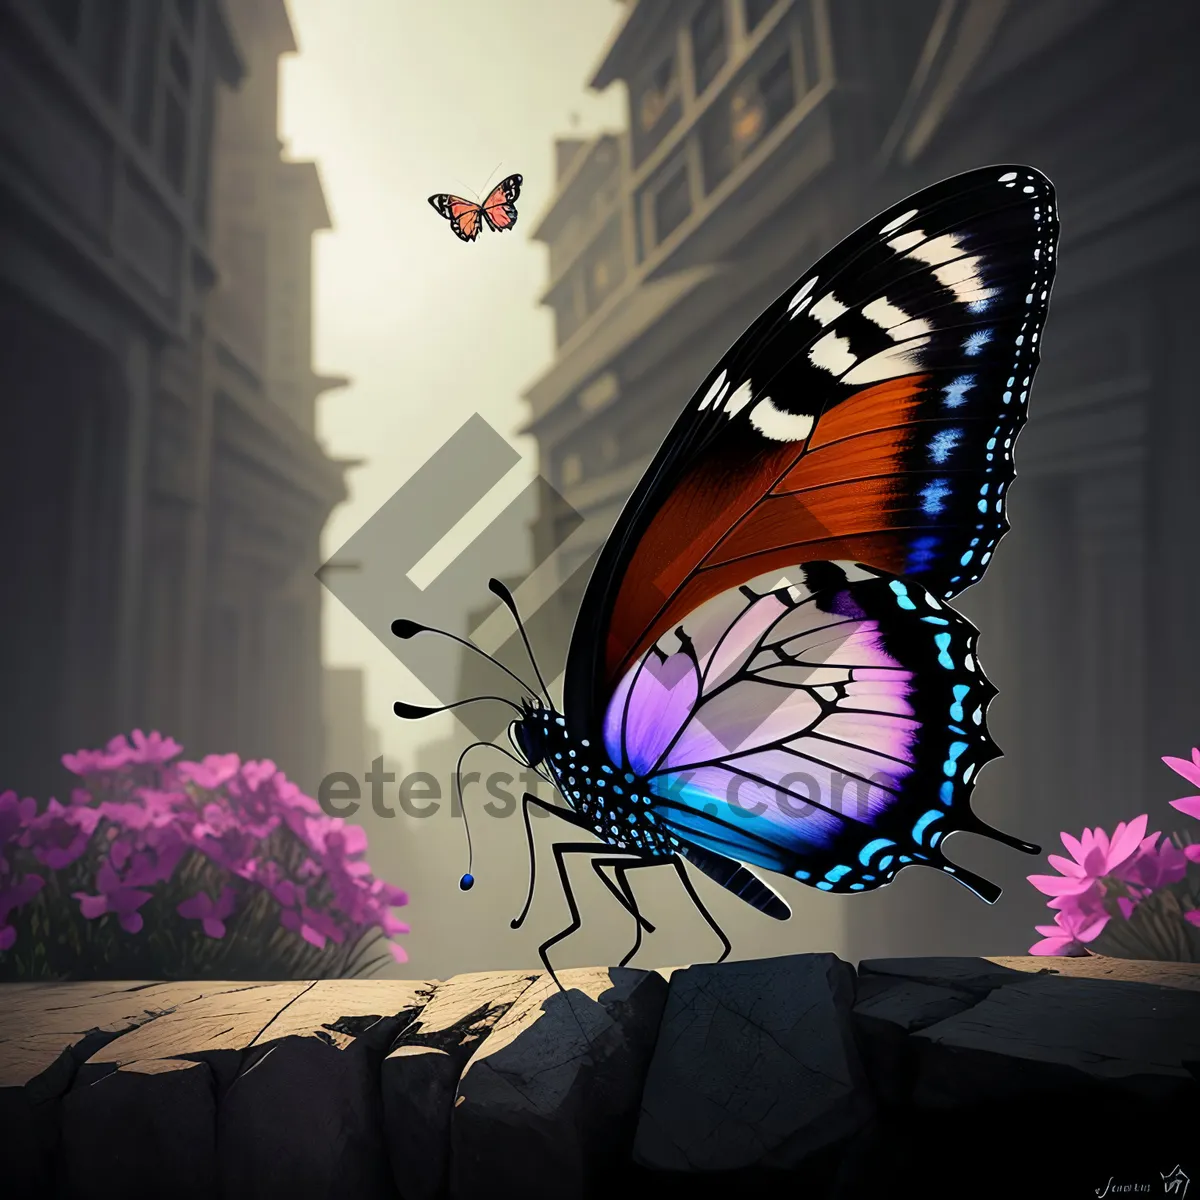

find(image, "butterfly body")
[511,701,679,859]
[396,164,1058,975]
[428,173,523,242]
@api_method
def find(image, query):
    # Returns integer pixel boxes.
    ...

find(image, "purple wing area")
[601,559,1031,904]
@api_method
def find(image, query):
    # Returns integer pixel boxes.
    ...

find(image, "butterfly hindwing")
[564,166,1059,731]
[601,561,1029,905]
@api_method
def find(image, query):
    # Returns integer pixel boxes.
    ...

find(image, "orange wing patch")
[604,375,930,684]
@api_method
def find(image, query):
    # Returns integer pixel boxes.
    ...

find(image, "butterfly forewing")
[564,165,1059,730]
[481,173,522,232]
[428,193,484,241]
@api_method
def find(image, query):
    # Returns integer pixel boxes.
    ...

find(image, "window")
[44,0,83,42]
[699,46,795,192]
[561,454,583,488]
[194,87,215,228]
[638,55,679,134]
[690,0,727,96]
[174,0,197,36]
[652,164,691,245]
[168,39,191,90]
[130,5,161,145]
[163,93,187,190]
[583,219,625,313]
[797,0,821,90]
[80,0,130,102]
[632,53,681,165]
[744,0,777,34]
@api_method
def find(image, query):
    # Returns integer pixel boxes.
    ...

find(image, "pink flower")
[125,730,184,766]
[1030,905,1110,955]
[0,873,45,950]
[1185,910,1200,928]
[73,862,153,933]
[62,735,130,775]
[1028,815,1149,899]
[22,798,101,869]
[1116,832,1189,892]
[0,792,37,853]
[177,754,240,791]
[1163,748,1200,821]
[177,886,237,938]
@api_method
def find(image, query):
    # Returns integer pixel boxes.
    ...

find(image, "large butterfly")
[428,173,523,242]
[395,164,1058,976]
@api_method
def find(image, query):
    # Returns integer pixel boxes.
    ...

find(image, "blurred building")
[0,0,349,798]
[323,666,380,785]
[522,0,1200,959]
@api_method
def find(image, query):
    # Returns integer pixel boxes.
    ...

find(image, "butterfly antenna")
[478,159,503,196]
[391,618,540,700]
[486,579,552,705]
[451,740,552,889]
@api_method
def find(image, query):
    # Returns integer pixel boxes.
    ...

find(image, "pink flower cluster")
[1,731,408,960]
[1027,749,1200,955]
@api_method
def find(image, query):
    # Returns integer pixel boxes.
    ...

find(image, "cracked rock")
[851,976,977,1108]
[913,973,1200,1106]
[633,953,873,1174]
[60,1058,217,1200]
[0,981,253,1200]
[381,970,540,1200]
[449,966,667,1200]
[217,979,433,1200]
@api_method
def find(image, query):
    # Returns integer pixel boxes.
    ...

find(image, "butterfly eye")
[508,720,542,767]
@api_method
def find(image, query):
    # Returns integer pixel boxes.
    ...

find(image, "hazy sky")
[278,0,627,767]
[275,2,857,976]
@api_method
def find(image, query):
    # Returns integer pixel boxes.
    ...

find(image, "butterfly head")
[508,695,554,767]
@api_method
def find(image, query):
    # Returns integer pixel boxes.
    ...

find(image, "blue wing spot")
[944,741,969,776]
[624,773,635,783]
[794,869,811,880]
[899,855,913,864]
[960,550,973,567]
[940,781,954,805]
[889,580,917,610]
[879,855,894,869]
[825,864,852,883]
[930,830,943,847]
[922,615,949,626]
[913,809,941,844]
[906,535,939,573]
[862,874,875,882]
[942,375,975,407]
[817,881,833,891]
[928,428,962,464]
[859,838,895,866]
[964,330,993,356]
[556,717,566,727]
[921,479,951,516]
[850,883,866,891]
[934,632,954,669]
[972,705,984,725]
[602,764,613,774]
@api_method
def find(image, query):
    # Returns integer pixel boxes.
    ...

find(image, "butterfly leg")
[672,855,733,964]
[591,858,658,968]
[510,792,590,932]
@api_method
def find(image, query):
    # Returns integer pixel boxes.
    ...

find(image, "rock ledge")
[1,956,1196,1199]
